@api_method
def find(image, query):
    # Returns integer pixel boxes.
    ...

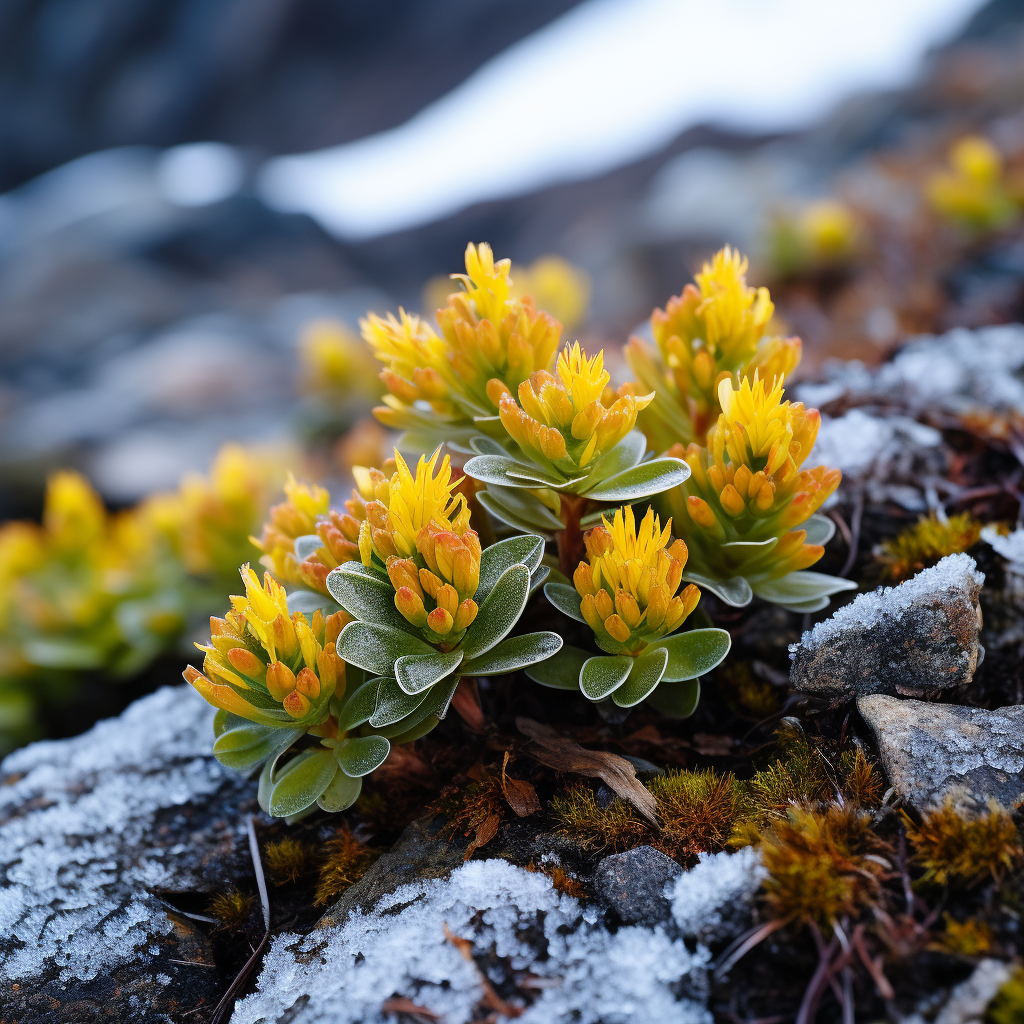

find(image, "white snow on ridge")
[258,0,983,239]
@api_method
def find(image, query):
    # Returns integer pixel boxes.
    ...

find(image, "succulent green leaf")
[612,646,669,707]
[651,628,732,682]
[326,566,417,634]
[334,678,379,733]
[525,643,590,689]
[580,654,634,701]
[529,565,550,596]
[373,676,456,737]
[395,650,463,695]
[588,430,646,482]
[257,743,294,813]
[802,514,836,545]
[369,677,431,728]
[469,435,513,457]
[213,724,304,773]
[316,768,362,812]
[543,582,586,623]
[477,486,564,532]
[384,715,441,744]
[213,709,248,738]
[720,538,779,554]
[464,455,539,489]
[772,595,832,613]
[462,631,562,676]
[460,563,530,660]
[337,621,435,676]
[477,534,546,602]
[294,534,323,561]
[505,463,581,487]
[683,571,753,608]
[584,457,689,501]
[287,589,343,617]
[646,679,701,719]
[750,571,857,605]
[334,735,391,777]
[268,747,339,817]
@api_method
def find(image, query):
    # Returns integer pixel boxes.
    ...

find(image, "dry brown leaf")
[450,678,486,733]
[381,996,443,1021]
[501,752,541,817]
[464,812,500,860]
[443,923,523,1018]
[691,734,735,756]
[515,717,659,826]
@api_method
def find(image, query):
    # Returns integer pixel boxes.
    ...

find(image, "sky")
[256,0,986,241]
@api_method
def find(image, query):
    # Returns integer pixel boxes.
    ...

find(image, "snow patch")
[807,409,942,478]
[669,848,766,946]
[0,686,229,983]
[982,525,1024,569]
[790,553,983,656]
[232,858,714,1024]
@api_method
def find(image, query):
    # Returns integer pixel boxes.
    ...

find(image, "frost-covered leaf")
[336,621,435,676]
[334,678,379,733]
[477,486,564,533]
[477,534,545,603]
[464,455,539,489]
[580,654,634,701]
[369,677,430,728]
[584,457,689,501]
[802,514,836,545]
[646,679,701,719]
[684,572,753,608]
[751,571,857,605]
[268,748,339,817]
[213,724,303,773]
[588,430,646,482]
[334,735,390,777]
[650,628,731,682]
[316,768,362,812]
[611,647,669,708]
[395,650,463,695]
[326,566,415,633]
[543,581,587,623]
[294,534,323,561]
[469,435,513,457]
[530,565,550,596]
[462,632,562,676]
[460,563,530,659]
[287,589,343,617]
[381,715,440,744]
[524,643,590,690]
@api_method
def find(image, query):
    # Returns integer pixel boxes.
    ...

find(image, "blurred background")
[2,0,1024,750]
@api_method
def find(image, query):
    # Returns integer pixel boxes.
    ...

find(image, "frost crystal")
[982,524,1024,569]
[807,409,941,479]
[0,686,231,984]
[232,859,714,1024]
[790,553,984,656]
[669,848,766,946]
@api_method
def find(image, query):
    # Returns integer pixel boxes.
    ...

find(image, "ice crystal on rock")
[794,554,983,649]
[233,859,714,1024]
[0,686,240,990]
[669,848,766,946]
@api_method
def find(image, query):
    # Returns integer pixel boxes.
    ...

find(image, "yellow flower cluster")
[299,318,382,400]
[662,374,840,582]
[252,474,331,585]
[625,246,801,449]
[574,506,700,655]
[927,136,1019,232]
[185,565,348,727]
[768,200,859,278]
[494,342,652,475]
[367,243,563,440]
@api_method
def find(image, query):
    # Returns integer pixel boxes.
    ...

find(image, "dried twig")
[839,487,864,579]
[210,816,272,1024]
[714,918,787,979]
[516,717,658,825]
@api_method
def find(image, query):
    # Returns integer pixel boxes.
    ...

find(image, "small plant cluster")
[179,240,859,816]
[874,511,982,582]
[927,135,1024,232]
[0,444,284,753]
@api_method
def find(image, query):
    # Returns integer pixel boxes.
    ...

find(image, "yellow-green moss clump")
[987,966,1024,1024]
[875,512,982,582]
[314,826,378,906]
[903,799,1023,888]
[263,837,312,886]
[208,890,255,930]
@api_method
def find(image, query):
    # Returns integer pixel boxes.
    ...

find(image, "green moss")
[263,837,311,886]
[549,785,647,853]
[876,512,981,582]
[649,769,744,859]
[987,966,1024,1024]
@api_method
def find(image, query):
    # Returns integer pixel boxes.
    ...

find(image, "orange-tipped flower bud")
[454,598,478,632]
[283,690,311,719]
[266,661,297,701]
[294,667,321,700]
[227,647,266,683]
[395,586,429,628]
[427,606,454,635]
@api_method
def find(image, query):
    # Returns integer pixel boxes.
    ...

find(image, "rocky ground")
[3,324,1024,1023]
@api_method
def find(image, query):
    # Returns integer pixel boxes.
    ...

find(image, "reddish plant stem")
[557,493,589,578]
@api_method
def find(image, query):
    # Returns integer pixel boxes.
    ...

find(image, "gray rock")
[0,685,254,1023]
[594,845,683,926]
[790,554,984,700]
[857,694,1024,813]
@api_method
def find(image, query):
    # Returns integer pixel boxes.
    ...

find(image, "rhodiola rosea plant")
[182,240,849,818]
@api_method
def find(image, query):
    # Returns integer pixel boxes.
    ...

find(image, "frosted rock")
[232,859,713,1024]
[857,695,1024,813]
[789,555,984,700]
[902,958,1014,1024]
[594,845,682,926]
[669,848,766,946]
[0,685,252,1023]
